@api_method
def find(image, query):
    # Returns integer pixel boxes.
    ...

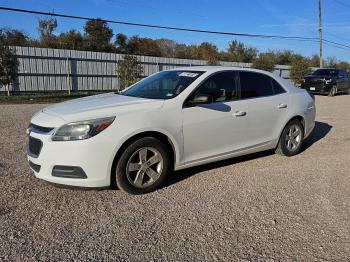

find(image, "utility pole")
[319,0,323,68]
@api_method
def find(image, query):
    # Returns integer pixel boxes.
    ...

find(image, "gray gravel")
[1,95,350,261]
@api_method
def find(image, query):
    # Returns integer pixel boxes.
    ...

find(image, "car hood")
[304,75,335,81]
[42,92,165,123]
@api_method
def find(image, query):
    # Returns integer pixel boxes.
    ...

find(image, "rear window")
[239,72,274,99]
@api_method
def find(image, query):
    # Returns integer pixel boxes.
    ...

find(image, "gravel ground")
[0,95,350,261]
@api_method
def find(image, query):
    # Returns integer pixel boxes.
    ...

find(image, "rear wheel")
[113,137,171,194]
[276,120,304,157]
[328,86,337,97]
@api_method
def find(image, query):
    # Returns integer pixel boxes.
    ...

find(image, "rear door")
[238,71,290,147]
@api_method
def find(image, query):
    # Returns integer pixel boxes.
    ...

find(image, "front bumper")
[26,130,119,188]
[301,83,332,94]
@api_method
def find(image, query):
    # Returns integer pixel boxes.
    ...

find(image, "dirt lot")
[0,95,349,261]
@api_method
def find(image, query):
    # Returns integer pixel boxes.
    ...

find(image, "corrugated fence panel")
[5,46,293,92]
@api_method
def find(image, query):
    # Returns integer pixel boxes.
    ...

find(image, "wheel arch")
[276,115,306,146]
[110,130,178,185]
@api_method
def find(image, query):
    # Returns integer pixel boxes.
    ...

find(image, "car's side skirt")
[175,140,276,171]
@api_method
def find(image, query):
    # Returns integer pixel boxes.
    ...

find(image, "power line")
[1,6,350,53]
[0,6,319,42]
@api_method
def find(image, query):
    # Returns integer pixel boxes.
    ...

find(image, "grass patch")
[0,91,106,104]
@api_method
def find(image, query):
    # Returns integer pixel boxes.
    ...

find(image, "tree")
[326,57,338,68]
[57,30,84,50]
[0,28,29,46]
[227,40,257,63]
[251,53,276,72]
[115,33,128,53]
[126,36,162,56]
[38,17,58,48]
[174,44,191,59]
[155,38,177,58]
[290,58,311,85]
[117,55,143,90]
[0,44,18,93]
[84,18,113,52]
[337,61,350,71]
[309,54,321,67]
[198,42,219,65]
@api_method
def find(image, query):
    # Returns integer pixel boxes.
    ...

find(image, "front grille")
[303,80,325,89]
[28,123,54,134]
[28,137,43,158]
[28,160,41,173]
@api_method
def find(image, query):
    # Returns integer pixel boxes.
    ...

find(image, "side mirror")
[186,94,213,107]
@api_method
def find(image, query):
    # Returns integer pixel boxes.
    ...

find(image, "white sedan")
[27,67,316,194]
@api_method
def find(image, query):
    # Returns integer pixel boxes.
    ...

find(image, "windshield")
[312,69,339,77]
[122,70,204,99]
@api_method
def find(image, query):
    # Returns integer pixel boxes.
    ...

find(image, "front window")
[122,70,204,99]
[312,69,339,77]
[193,71,238,102]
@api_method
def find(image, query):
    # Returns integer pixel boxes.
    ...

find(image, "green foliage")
[0,29,29,46]
[197,42,219,65]
[336,61,350,71]
[326,57,338,68]
[57,30,84,50]
[117,55,143,90]
[290,58,311,85]
[251,53,276,72]
[154,39,177,58]
[115,33,128,53]
[227,40,257,63]
[1,19,350,70]
[0,44,19,88]
[84,18,114,52]
[38,17,58,48]
[126,36,162,57]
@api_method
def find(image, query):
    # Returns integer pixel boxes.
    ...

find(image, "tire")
[328,86,337,97]
[113,137,171,194]
[275,119,304,157]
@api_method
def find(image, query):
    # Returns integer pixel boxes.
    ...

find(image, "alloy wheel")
[126,147,164,188]
[285,124,302,151]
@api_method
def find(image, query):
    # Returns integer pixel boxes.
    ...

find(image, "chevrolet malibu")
[27,67,316,194]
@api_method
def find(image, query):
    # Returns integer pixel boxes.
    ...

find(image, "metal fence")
[4,46,292,93]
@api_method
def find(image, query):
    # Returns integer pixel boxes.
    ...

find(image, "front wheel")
[328,86,337,97]
[276,120,304,157]
[113,137,171,194]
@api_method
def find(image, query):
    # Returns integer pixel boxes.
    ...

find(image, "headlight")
[52,117,115,141]
[325,79,333,84]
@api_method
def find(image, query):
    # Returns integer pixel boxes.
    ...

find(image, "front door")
[182,71,250,164]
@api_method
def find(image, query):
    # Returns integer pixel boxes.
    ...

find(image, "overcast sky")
[1,0,350,61]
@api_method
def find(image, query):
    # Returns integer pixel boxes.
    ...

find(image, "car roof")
[314,68,340,71]
[168,66,276,76]
[168,66,299,93]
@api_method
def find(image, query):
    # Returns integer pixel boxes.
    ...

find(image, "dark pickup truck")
[301,68,350,96]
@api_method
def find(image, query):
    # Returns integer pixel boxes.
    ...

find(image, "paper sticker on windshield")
[179,72,199,78]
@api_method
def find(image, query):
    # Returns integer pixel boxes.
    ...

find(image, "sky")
[1,0,350,61]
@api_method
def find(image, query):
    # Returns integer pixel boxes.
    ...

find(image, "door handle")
[277,103,288,109]
[233,111,247,117]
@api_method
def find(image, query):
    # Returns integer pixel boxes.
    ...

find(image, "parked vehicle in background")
[301,68,350,96]
[27,67,316,194]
